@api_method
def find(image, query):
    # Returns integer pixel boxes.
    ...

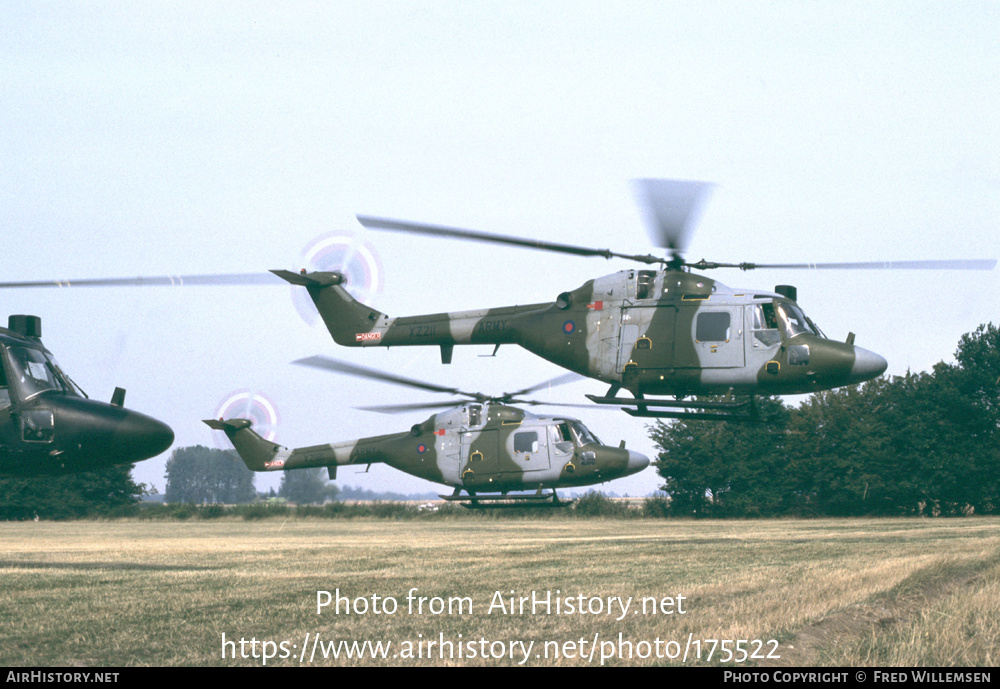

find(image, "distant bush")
[641,496,672,519]
[31,496,691,521]
[237,503,291,520]
[571,492,636,518]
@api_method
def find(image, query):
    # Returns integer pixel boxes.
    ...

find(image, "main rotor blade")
[293,355,474,397]
[740,259,996,271]
[504,372,583,398]
[357,215,664,265]
[0,273,281,288]
[356,400,470,415]
[632,178,714,256]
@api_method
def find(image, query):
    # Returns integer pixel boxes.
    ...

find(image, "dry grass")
[1,517,997,666]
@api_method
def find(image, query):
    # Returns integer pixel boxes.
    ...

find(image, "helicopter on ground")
[0,315,174,476]
[207,356,649,507]
[274,179,995,420]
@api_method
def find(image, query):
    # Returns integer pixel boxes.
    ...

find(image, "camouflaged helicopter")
[0,315,174,475]
[206,356,649,506]
[273,179,996,420]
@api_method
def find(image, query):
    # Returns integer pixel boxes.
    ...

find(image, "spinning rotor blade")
[632,178,714,257]
[294,355,594,414]
[358,398,604,414]
[357,215,664,265]
[0,273,281,288]
[737,259,997,271]
[503,371,583,399]
[292,355,475,398]
[356,400,467,414]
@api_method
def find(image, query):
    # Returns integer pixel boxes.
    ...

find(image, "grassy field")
[1,516,997,667]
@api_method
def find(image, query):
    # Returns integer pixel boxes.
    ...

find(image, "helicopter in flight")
[0,315,174,476]
[273,179,996,420]
[207,356,649,506]
[3,180,993,423]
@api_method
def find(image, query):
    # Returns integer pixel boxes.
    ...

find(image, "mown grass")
[1,517,997,667]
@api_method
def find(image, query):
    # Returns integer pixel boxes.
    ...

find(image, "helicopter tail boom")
[206,417,402,473]
[271,270,389,347]
[204,418,287,471]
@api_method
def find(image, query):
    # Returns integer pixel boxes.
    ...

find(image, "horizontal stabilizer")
[203,418,252,433]
[270,270,345,288]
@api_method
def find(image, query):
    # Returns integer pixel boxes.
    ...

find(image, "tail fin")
[203,418,286,471]
[270,269,387,346]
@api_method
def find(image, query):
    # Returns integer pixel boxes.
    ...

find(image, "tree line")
[0,446,337,519]
[651,324,1000,517]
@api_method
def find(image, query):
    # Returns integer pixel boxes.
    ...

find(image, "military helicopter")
[4,181,993,422]
[207,356,649,507]
[0,315,174,476]
[273,179,995,420]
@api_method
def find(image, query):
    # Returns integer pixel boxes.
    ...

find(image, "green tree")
[0,465,147,520]
[278,468,339,504]
[649,323,1000,517]
[164,445,256,504]
[649,396,791,516]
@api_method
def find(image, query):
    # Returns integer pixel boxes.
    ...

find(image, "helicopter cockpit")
[550,419,603,454]
[2,344,86,405]
[749,300,825,349]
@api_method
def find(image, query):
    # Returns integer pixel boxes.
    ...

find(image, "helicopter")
[272,179,996,420]
[0,315,174,476]
[3,180,993,422]
[206,356,649,506]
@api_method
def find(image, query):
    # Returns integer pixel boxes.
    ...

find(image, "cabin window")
[696,312,730,342]
[636,271,656,299]
[514,431,539,453]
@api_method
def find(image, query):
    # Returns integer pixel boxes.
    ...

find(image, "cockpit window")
[775,302,816,339]
[5,346,84,399]
[570,421,601,446]
[749,304,781,347]
[550,422,574,455]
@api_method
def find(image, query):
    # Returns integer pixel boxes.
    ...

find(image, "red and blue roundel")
[416,443,428,454]
[562,320,575,334]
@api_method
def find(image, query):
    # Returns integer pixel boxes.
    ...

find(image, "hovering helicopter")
[273,179,996,420]
[0,315,174,476]
[207,356,649,506]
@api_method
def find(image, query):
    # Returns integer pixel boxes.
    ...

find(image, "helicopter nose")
[626,449,650,474]
[108,411,175,463]
[851,347,888,383]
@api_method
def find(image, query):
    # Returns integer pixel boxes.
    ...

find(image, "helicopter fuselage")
[0,317,174,476]
[277,268,888,400]
[208,402,648,494]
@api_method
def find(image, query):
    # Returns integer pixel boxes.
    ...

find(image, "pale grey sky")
[2,2,997,495]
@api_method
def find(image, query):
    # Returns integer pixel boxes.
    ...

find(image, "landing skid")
[586,393,760,422]
[440,490,573,509]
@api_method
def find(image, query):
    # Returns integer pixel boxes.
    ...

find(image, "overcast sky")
[2,2,997,496]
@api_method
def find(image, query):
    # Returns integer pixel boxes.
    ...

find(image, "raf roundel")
[562,320,575,335]
[416,443,428,454]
